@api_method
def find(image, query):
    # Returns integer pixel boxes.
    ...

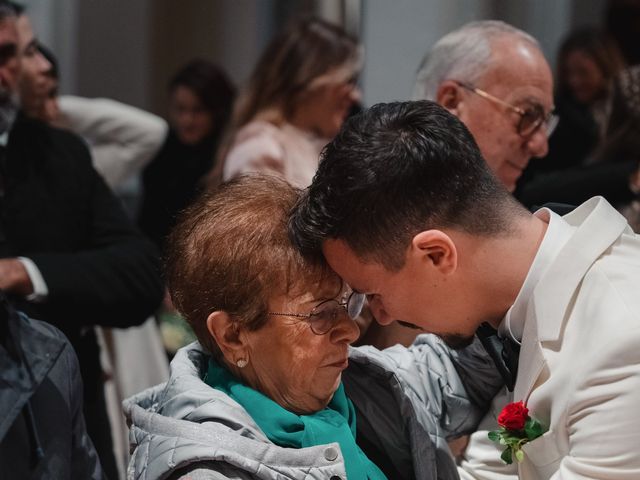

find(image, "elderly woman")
[124,175,501,480]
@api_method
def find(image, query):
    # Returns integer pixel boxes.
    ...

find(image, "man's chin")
[440,333,475,350]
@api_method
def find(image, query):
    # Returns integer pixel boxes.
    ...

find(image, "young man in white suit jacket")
[289,100,640,479]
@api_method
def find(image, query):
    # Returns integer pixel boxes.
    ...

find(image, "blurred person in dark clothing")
[516,29,640,213]
[540,29,625,169]
[138,59,235,251]
[2,3,164,477]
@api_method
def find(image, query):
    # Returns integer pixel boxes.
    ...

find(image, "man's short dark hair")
[289,100,523,270]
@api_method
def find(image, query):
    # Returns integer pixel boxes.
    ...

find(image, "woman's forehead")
[287,270,343,300]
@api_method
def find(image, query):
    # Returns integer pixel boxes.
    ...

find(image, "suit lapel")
[514,197,628,401]
[534,197,628,343]
[514,300,546,402]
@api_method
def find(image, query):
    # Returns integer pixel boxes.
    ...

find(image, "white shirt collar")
[499,208,576,343]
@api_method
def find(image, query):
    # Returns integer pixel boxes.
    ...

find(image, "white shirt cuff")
[17,257,48,302]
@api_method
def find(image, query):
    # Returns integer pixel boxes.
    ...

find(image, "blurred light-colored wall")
[22,0,608,114]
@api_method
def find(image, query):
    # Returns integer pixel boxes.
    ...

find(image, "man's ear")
[410,230,457,275]
[206,311,247,364]
[436,80,464,116]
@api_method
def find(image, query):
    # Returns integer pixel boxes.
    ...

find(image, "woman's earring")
[236,358,248,368]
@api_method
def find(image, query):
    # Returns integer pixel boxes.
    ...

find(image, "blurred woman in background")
[548,27,625,168]
[218,17,362,188]
[515,28,640,209]
[139,59,235,250]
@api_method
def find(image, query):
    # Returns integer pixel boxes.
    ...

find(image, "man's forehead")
[15,15,33,48]
[479,40,553,106]
[322,238,378,291]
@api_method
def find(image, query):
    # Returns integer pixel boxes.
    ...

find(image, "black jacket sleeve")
[6,116,163,329]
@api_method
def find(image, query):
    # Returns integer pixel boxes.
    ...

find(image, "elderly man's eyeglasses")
[455,81,558,137]
[268,291,366,335]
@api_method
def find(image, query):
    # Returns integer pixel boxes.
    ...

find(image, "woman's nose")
[330,310,360,344]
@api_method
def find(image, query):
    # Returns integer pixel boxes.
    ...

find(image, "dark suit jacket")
[2,114,163,394]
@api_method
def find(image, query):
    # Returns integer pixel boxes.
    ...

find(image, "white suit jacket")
[460,197,640,480]
[58,96,168,189]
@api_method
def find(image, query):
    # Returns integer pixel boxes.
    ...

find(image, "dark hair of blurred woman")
[556,28,625,105]
[138,59,236,250]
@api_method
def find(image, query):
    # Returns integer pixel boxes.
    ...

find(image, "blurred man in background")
[0,2,163,477]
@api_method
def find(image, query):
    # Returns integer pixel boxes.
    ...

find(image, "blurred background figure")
[219,16,362,188]
[546,28,625,168]
[138,59,235,250]
[19,41,172,479]
[31,45,168,210]
[137,59,235,362]
[3,3,165,478]
[516,26,640,219]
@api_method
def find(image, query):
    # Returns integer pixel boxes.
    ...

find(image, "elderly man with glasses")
[413,20,556,193]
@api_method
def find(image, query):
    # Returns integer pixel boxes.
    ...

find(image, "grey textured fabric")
[0,302,103,480]
[124,336,501,480]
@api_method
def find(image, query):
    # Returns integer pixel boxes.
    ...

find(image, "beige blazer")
[460,197,640,480]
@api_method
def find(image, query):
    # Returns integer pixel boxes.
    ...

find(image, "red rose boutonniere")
[488,401,546,464]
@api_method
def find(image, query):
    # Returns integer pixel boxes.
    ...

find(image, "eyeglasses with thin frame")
[454,81,558,137]
[268,291,366,335]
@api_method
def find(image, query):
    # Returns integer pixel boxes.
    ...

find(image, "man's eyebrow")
[518,96,546,109]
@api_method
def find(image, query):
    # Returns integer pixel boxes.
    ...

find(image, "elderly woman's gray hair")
[413,20,540,101]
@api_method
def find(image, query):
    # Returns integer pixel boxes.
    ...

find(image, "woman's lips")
[326,358,349,369]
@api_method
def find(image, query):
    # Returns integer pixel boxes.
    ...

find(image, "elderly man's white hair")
[413,20,540,101]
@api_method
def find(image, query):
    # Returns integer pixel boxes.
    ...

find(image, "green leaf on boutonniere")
[488,430,500,442]
[501,447,513,465]
[502,432,524,443]
[524,418,544,440]
[515,449,525,462]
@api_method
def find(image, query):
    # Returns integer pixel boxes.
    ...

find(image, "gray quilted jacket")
[124,335,501,480]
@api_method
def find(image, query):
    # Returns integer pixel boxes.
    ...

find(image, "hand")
[0,258,34,296]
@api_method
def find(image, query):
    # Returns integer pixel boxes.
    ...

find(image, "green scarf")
[205,358,387,480]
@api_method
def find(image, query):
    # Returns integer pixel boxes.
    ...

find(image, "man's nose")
[36,51,51,73]
[349,86,362,105]
[525,127,549,159]
[368,296,394,326]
